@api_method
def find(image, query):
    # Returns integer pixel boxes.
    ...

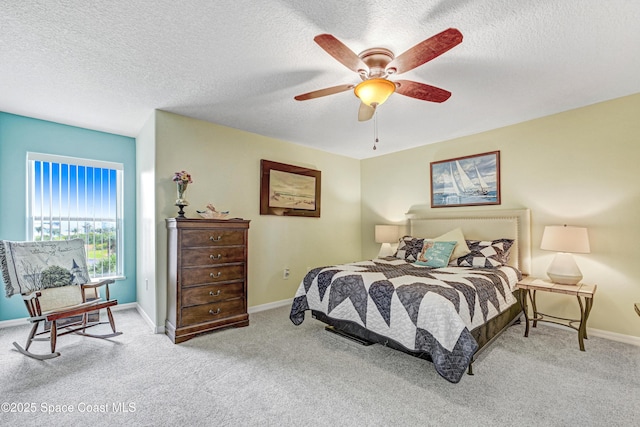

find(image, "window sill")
[91,276,126,282]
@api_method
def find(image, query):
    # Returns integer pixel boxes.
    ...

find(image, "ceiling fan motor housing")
[358,48,395,79]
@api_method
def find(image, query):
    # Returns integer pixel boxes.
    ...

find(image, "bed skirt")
[311,289,523,371]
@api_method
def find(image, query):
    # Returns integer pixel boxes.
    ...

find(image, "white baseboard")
[248,298,293,314]
[110,302,137,312]
[106,302,165,332]
[0,298,294,330]
[104,303,165,334]
[126,304,164,334]
[0,301,151,329]
[144,298,294,335]
[5,297,635,346]
[0,317,27,329]
[536,322,640,347]
[588,327,640,347]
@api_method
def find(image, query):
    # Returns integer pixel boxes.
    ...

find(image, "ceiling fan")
[294,28,463,121]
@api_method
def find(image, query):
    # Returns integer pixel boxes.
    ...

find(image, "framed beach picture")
[430,151,500,208]
[260,159,321,217]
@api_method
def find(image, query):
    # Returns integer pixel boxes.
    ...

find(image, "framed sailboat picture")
[430,151,500,208]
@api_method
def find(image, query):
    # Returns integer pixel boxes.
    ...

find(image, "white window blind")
[27,152,124,279]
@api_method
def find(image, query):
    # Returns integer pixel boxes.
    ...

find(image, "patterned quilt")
[289,257,521,383]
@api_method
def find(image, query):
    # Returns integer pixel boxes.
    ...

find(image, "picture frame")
[260,159,321,217]
[430,151,500,208]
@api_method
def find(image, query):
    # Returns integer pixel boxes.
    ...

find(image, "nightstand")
[516,276,597,351]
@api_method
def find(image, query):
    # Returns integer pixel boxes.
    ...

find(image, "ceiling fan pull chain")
[373,110,379,150]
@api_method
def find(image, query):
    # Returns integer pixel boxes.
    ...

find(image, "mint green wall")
[0,112,137,321]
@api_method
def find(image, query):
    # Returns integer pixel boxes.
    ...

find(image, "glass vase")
[176,181,189,206]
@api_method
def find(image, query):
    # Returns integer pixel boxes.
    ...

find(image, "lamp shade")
[354,78,396,107]
[540,225,590,253]
[540,225,590,285]
[375,225,400,243]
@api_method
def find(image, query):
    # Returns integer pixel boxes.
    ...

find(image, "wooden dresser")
[165,218,250,343]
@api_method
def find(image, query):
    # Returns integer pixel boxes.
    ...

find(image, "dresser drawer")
[180,264,244,286]
[180,229,245,247]
[181,298,246,326]
[181,283,244,307]
[181,246,245,266]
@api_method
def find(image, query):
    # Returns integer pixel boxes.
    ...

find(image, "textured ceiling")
[2,1,639,159]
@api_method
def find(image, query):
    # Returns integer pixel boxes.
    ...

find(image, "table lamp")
[375,225,400,258]
[540,225,590,285]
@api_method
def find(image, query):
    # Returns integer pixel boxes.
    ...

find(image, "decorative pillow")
[415,240,458,268]
[394,236,424,262]
[434,228,470,261]
[452,239,514,268]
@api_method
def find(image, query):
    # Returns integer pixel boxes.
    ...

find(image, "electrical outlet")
[283,268,290,279]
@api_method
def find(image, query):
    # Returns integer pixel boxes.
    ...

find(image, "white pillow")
[434,228,471,261]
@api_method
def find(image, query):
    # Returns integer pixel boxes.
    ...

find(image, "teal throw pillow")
[415,240,458,268]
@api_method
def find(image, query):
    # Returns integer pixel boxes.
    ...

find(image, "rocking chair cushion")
[37,286,84,313]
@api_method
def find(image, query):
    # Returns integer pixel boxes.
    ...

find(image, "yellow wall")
[143,94,639,339]
[151,111,361,326]
[361,93,640,338]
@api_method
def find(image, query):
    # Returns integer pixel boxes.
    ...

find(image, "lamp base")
[546,252,583,285]
[377,243,395,258]
[546,272,582,285]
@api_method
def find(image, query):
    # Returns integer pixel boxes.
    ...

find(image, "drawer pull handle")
[209,254,222,260]
[209,272,222,278]
[209,290,221,297]
[209,308,221,315]
[209,235,222,241]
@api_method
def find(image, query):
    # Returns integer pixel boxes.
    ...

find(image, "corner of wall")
[135,111,158,327]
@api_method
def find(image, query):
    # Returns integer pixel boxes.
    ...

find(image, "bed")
[289,208,531,383]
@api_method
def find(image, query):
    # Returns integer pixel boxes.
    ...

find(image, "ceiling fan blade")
[294,84,354,101]
[358,102,376,121]
[314,34,368,73]
[394,80,451,103]
[386,28,463,75]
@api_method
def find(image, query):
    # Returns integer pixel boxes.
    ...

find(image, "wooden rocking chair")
[0,239,122,360]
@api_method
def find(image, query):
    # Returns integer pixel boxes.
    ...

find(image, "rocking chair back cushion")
[0,239,91,304]
[37,286,85,313]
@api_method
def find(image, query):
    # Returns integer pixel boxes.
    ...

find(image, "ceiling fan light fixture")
[354,78,396,107]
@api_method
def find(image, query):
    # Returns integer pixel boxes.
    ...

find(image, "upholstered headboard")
[406,208,531,275]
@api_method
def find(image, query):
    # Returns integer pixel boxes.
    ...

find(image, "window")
[27,152,124,279]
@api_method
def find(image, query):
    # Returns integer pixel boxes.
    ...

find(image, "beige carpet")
[0,306,638,426]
